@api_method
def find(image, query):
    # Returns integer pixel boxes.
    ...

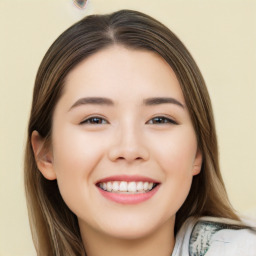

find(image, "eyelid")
[146,115,178,125]
[80,115,109,125]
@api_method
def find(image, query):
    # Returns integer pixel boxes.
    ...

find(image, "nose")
[108,126,150,163]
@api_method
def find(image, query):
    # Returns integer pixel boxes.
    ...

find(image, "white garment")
[172,216,256,256]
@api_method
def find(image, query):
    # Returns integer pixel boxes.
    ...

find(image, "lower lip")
[97,185,160,204]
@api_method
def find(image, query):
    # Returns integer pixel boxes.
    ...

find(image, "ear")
[31,130,56,180]
[193,148,203,176]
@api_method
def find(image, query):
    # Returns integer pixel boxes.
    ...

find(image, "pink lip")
[95,175,161,205]
[97,185,160,204]
[95,175,159,184]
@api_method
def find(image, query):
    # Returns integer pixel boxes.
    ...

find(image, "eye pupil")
[91,118,102,124]
[153,117,165,124]
[147,116,177,125]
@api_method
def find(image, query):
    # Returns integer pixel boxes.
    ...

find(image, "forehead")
[62,45,184,104]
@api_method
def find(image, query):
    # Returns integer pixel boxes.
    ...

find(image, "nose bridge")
[108,117,149,162]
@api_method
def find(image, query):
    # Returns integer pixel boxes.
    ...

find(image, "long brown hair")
[24,9,239,256]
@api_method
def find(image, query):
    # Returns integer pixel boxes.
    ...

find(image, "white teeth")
[136,181,143,191]
[98,181,157,193]
[143,182,149,190]
[112,181,119,192]
[106,182,112,192]
[128,182,137,192]
[119,181,128,191]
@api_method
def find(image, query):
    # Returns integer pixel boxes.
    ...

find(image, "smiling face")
[32,45,202,241]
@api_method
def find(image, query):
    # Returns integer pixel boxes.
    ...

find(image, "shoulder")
[172,216,256,256]
[189,217,256,256]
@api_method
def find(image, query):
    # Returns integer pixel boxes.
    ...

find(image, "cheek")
[52,125,105,175]
[50,125,106,211]
[150,127,197,212]
[152,127,198,174]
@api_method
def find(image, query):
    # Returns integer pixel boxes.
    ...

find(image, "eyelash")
[146,116,178,125]
[80,116,177,125]
[80,116,108,125]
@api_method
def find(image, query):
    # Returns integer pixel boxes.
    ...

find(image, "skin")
[32,45,202,256]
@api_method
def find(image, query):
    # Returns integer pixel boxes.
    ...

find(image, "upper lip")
[95,175,160,184]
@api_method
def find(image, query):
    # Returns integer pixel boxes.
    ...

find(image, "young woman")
[24,9,256,256]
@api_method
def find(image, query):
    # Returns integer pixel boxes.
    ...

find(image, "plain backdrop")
[0,0,255,255]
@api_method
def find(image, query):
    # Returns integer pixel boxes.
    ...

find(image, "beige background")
[0,0,255,255]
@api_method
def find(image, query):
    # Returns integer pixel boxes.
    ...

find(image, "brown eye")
[147,116,177,125]
[80,117,108,125]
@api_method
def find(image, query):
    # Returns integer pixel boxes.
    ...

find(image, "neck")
[79,218,175,256]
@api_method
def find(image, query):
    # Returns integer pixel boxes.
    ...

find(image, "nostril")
[108,140,150,162]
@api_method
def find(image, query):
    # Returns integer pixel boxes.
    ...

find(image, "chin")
[98,214,174,241]
[103,224,156,240]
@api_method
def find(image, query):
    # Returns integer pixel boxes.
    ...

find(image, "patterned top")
[172,216,256,256]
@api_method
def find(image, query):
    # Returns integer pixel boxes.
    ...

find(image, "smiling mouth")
[96,181,159,194]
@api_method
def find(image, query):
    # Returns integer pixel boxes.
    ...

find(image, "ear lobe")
[31,131,57,180]
[193,148,203,176]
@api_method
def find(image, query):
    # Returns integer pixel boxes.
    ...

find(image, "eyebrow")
[143,97,185,108]
[69,96,185,111]
[69,97,114,111]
